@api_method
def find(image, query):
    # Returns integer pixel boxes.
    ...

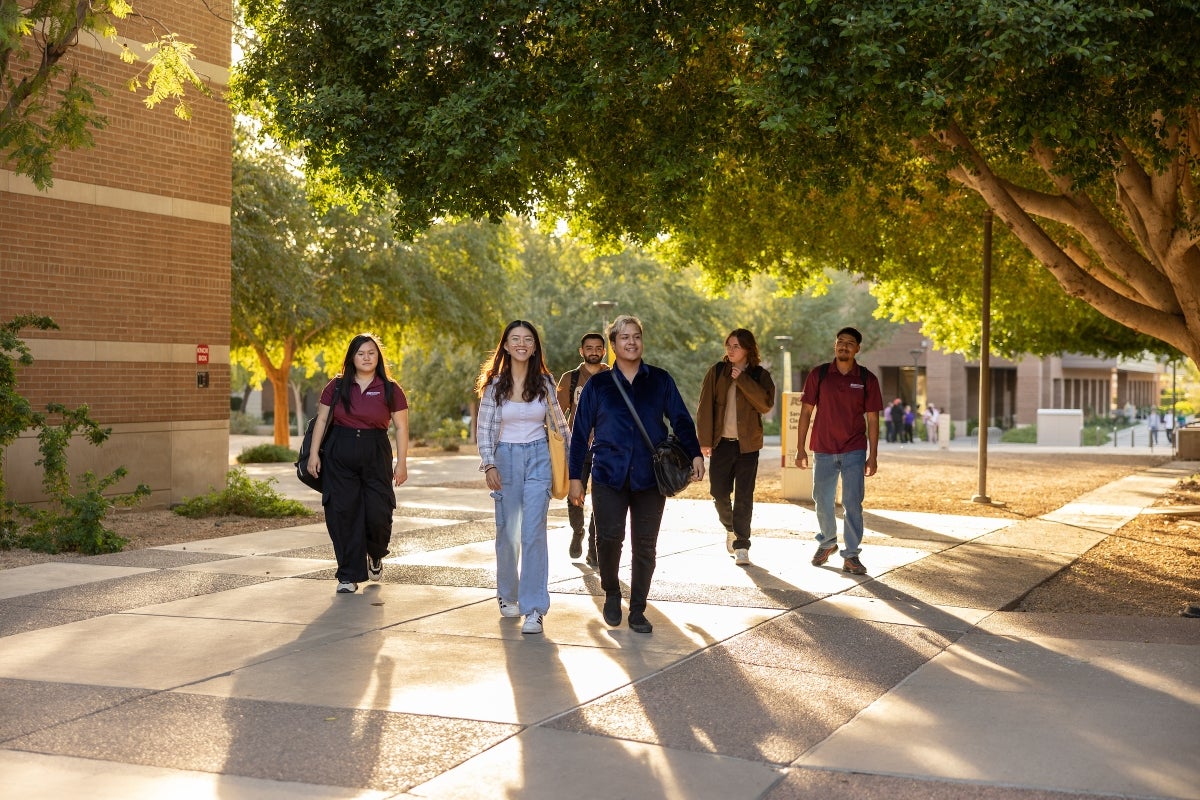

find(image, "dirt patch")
[1014,479,1200,616]
[4,446,1198,617]
[0,511,322,570]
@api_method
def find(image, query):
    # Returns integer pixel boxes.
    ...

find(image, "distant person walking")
[794,327,884,576]
[886,397,903,443]
[695,328,775,566]
[556,332,609,566]
[903,404,915,443]
[1148,410,1162,445]
[476,320,571,636]
[307,333,409,594]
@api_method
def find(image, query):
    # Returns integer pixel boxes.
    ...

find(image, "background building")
[1,2,233,507]
[858,324,1163,433]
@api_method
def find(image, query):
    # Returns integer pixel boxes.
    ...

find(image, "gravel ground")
[4,447,1197,617]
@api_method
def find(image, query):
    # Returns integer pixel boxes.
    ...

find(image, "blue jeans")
[812,450,866,558]
[492,440,552,615]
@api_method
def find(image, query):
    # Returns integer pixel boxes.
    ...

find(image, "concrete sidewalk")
[1,455,1197,798]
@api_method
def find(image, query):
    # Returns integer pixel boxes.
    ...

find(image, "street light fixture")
[773,336,794,394]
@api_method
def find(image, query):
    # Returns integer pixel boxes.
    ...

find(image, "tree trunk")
[270,373,290,446]
[250,338,296,448]
[290,380,305,445]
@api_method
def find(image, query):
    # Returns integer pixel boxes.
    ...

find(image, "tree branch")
[935,120,1186,349]
[1025,141,1179,311]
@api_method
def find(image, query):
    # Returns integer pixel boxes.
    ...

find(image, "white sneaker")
[367,555,383,581]
[498,599,521,618]
[521,611,544,634]
[726,531,736,554]
[336,581,358,593]
[734,548,750,566]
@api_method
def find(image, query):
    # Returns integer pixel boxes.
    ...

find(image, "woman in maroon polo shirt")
[306,333,409,593]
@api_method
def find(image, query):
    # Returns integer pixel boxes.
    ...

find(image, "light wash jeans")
[812,449,866,558]
[492,440,552,615]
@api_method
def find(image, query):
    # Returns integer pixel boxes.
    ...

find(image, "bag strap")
[322,377,341,437]
[543,376,559,432]
[568,369,580,413]
[815,361,870,404]
[611,370,655,451]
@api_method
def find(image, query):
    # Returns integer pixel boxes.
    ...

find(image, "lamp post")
[592,300,617,333]
[973,210,994,504]
[593,301,617,365]
[908,342,926,406]
[773,336,794,393]
[1171,358,1178,452]
[774,336,793,428]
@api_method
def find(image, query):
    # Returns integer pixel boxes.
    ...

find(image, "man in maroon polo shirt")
[793,326,883,575]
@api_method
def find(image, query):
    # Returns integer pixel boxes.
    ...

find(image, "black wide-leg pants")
[322,426,396,583]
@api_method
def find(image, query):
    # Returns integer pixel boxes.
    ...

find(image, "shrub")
[433,417,466,451]
[174,468,310,518]
[1081,425,1112,446]
[1001,425,1037,443]
[2,315,150,554]
[237,443,298,463]
[229,412,263,434]
[10,468,149,554]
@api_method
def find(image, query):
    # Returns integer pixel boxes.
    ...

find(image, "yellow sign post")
[779,391,813,502]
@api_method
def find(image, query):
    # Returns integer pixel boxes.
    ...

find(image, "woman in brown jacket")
[695,329,776,566]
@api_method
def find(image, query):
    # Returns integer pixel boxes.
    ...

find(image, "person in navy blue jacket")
[568,314,704,633]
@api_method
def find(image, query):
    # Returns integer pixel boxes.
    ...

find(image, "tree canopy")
[231,131,516,443]
[236,0,1200,363]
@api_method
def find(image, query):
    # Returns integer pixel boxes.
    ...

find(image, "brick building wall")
[1,1,233,507]
[861,323,1164,433]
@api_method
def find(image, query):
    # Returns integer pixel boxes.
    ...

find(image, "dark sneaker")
[568,532,584,559]
[367,555,383,581]
[585,551,597,568]
[603,595,622,626]
[628,611,653,634]
[812,543,838,566]
[842,557,867,575]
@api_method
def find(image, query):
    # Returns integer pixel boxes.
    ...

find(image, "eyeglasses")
[507,335,535,346]
[724,342,744,350]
